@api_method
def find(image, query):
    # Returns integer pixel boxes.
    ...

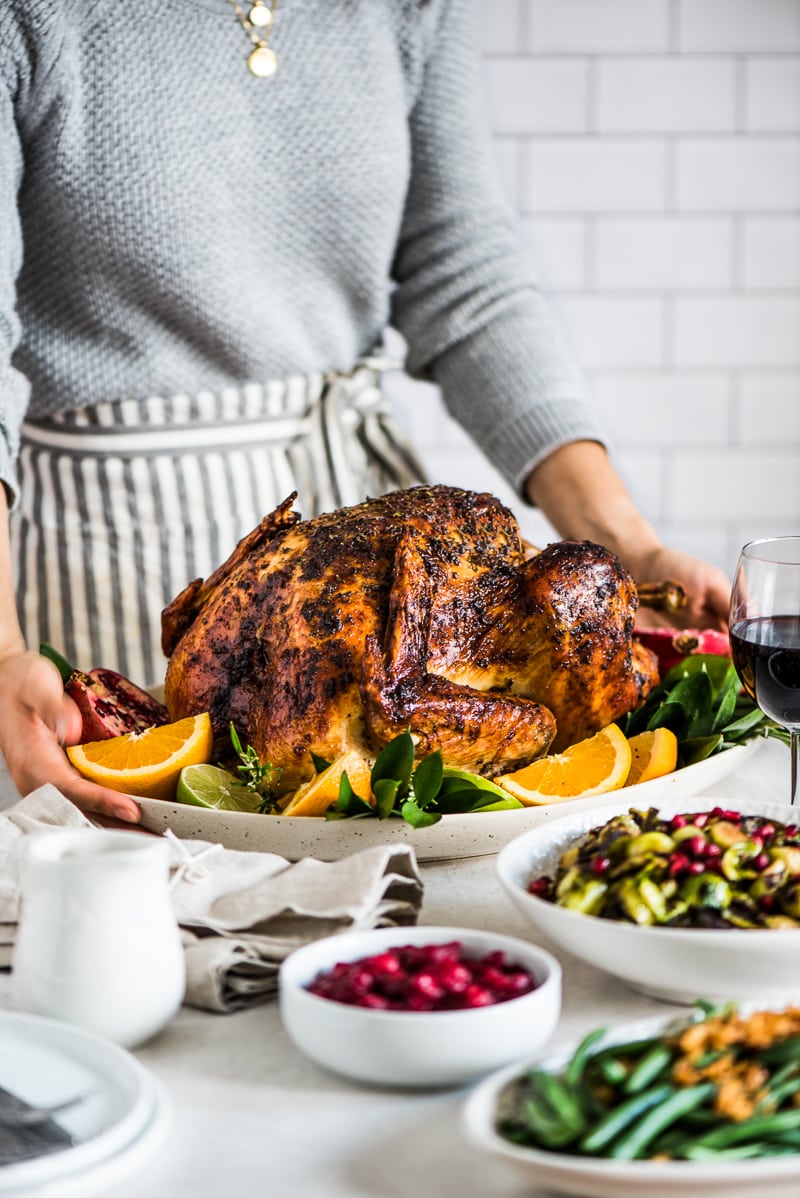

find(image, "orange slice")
[281,750,374,817]
[497,723,632,806]
[66,712,213,802]
[624,727,679,787]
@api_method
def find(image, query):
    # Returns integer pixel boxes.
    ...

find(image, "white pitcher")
[13,829,185,1048]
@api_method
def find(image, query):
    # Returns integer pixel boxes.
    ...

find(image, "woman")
[0,0,729,820]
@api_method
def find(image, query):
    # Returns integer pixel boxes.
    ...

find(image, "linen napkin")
[0,786,424,1013]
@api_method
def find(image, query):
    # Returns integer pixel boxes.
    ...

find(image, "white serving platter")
[137,737,761,862]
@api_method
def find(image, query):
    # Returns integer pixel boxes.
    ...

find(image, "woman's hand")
[0,650,141,821]
[626,545,731,632]
[525,442,731,632]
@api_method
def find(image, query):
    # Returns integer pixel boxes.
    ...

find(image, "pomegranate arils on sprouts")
[527,876,553,897]
[306,940,538,1011]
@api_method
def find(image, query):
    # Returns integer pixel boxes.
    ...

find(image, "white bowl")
[462,1012,800,1198]
[496,794,800,1004]
[278,925,561,1088]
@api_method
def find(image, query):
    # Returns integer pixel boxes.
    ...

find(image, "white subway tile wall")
[384,0,800,577]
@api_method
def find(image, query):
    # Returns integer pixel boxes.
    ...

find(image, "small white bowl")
[278,925,561,1088]
[463,1012,800,1198]
[497,794,800,1004]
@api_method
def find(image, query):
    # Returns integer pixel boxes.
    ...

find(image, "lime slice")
[440,767,509,800]
[176,764,262,813]
[469,796,523,812]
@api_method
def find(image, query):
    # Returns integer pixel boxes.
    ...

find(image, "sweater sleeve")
[389,0,608,500]
[0,66,31,509]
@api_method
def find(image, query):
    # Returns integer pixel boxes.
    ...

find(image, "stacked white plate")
[0,1010,168,1195]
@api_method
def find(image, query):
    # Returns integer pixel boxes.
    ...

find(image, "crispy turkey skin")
[162,486,657,788]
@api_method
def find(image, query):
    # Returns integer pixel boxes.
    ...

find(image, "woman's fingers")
[0,651,141,822]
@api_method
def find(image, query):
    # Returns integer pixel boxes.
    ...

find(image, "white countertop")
[0,736,792,1197]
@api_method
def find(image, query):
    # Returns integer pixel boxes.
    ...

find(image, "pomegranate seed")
[687,836,707,857]
[786,825,799,839]
[406,994,433,1012]
[754,853,770,871]
[479,965,516,993]
[504,971,536,995]
[668,854,691,876]
[412,972,445,1001]
[722,810,742,823]
[346,968,374,993]
[361,993,391,1010]
[592,856,611,875]
[704,843,722,860]
[527,876,552,897]
[438,962,472,993]
[482,951,506,969]
[687,861,706,875]
[693,814,709,828]
[424,943,461,965]
[463,984,494,1008]
[367,951,402,976]
[397,946,427,970]
[760,824,776,840]
[710,807,725,818]
[671,814,689,829]
[761,894,776,912]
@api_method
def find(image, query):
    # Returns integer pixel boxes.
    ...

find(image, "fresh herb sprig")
[229,723,282,813]
[621,653,789,766]
[322,731,518,828]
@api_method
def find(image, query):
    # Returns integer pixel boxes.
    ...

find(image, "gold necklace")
[227,0,279,78]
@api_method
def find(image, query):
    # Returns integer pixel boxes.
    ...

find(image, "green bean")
[759,1037,800,1066]
[757,1075,800,1112]
[578,1084,675,1154]
[565,1028,606,1089]
[529,1070,586,1137]
[757,1128,800,1147]
[681,1108,727,1128]
[685,1107,800,1152]
[609,1083,716,1160]
[593,1036,661,1062]
[597,1056,629,1086]
[683,1141,789,1161]
[623,1043,674,1095]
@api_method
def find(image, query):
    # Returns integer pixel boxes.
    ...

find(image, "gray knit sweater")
[0,0,604,506]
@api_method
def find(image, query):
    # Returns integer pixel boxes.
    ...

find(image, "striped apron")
[11,361,427,687]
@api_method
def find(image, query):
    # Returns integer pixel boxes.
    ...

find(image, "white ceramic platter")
[0,1010,167,1195]
[462,1012,800,1198]
[137,737,761,862]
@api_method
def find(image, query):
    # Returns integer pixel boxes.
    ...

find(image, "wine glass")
[729,537,800,805]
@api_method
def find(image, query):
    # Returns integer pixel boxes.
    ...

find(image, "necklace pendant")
[247,42,277,77]
[248,3,273,29]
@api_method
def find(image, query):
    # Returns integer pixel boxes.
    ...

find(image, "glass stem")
[792,730,800,807]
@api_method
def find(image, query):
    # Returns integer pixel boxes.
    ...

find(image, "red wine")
[730,616,800,728]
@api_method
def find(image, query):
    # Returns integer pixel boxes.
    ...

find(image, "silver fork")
[0,1093,91,1127]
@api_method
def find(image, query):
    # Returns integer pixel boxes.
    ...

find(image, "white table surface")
[0,736,792,1198]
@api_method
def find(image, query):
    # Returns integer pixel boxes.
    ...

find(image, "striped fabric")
[10,363,427,687]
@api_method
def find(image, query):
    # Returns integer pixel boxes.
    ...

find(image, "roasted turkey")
[162,485,658,788]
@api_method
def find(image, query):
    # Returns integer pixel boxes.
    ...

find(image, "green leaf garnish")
[334,770,373,816]
[410,750,443,807]
[400,797,441,828]
[310,751,332,774]
[372,777,401,820]
[229,722,281,810]
[371,730,415,792]
[623,649,781,761]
